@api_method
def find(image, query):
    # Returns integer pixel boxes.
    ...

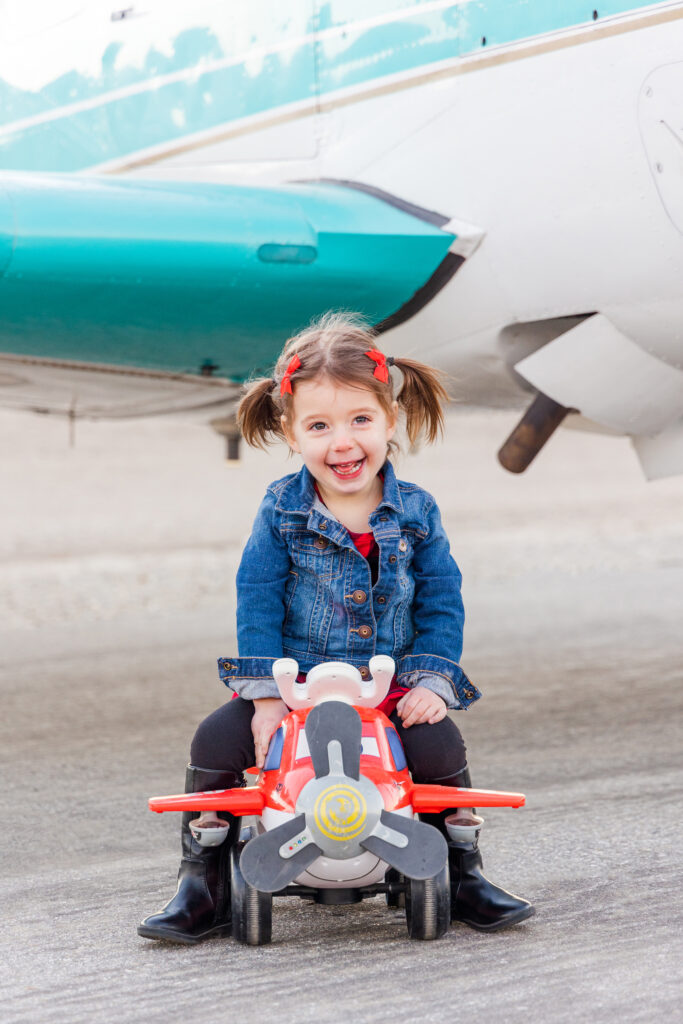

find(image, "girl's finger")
[395,698,410,718]
[413,700,443,726]
[399,701,417,725]
[402,700,427,728]
[254,730,268,767]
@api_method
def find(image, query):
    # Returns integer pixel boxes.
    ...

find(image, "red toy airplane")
[149,657,525,941]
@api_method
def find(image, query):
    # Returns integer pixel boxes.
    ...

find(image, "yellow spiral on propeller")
[313,783,367,842]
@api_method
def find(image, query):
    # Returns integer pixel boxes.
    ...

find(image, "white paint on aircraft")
[515,315,683,436]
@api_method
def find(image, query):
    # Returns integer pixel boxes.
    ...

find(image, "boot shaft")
[138,764,244,944]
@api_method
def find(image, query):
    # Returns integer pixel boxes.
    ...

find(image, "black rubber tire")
[385,868,406,909]
[230,841,273,946]
[405,863,450,940]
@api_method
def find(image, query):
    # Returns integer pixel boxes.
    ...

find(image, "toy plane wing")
[409,784,525,812]
[149,788,265,815]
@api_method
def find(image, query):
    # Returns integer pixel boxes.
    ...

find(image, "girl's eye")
[308,421,327,432]
[354,415,371,424]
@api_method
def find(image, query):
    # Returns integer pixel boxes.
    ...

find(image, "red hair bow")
[365,348,390,384]
[280,354,301,395]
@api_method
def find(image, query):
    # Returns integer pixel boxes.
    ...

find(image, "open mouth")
[328,458,365,479]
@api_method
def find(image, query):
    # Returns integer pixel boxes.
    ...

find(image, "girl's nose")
[331,429,353,451]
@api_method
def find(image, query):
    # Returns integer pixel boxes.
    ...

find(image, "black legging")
[190,697,467,783]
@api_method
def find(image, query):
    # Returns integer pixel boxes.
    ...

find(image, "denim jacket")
[218,461,481,710]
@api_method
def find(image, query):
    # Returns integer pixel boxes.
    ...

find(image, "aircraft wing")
[0,173,462,412]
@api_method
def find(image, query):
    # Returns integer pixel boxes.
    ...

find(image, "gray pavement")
[1,407,682,1023]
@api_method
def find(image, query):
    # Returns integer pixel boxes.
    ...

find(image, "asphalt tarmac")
[1,406,682,1023]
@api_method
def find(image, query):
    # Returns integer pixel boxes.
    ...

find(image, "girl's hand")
[396,686,447,728]
[251,697,289,768]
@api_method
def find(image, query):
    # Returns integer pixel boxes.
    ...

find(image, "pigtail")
[392,357,449,445]
[237,376,284,449]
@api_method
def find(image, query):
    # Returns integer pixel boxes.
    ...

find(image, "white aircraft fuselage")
[1,1,682,476]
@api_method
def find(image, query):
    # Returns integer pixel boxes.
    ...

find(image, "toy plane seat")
[272,656,394,710]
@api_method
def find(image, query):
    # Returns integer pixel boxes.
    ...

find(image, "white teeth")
[330,459,363,476]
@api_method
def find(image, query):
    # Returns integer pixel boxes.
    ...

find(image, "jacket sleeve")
[396,500,482,709]
[217,491,291,700]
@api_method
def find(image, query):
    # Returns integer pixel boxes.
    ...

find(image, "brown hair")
[237,311,449,450]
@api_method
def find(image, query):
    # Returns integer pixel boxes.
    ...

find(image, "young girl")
[138,313,534,944]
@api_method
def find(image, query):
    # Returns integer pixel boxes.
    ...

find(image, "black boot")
[137,766,242,944]
[420,767,534,932]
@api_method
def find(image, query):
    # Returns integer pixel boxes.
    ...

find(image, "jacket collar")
[274,461,404,516]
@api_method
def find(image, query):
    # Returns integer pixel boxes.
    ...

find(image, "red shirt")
[347,528,376,559]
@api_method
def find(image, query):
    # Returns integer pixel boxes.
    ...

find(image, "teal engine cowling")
[0,174,460,379]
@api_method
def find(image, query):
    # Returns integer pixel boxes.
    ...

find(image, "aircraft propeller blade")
[360,810,448,880]
[239,814,322,893]
[305,701,362,781]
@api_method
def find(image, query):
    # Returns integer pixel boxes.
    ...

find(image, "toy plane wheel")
[231,842,272,946]
[405,861,450,940]
[385,868,406,909]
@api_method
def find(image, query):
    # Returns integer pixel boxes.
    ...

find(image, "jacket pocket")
[288,534,343,580]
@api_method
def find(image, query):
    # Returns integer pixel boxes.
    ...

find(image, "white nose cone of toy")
[272,656,395,708]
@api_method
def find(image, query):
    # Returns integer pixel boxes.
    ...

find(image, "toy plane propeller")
[240,700,448,891]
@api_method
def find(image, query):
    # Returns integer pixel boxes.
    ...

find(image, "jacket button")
[377,596,386,605]
[464,688,475,699]
[359,666,369,679]
[358,624,373,639]
[352,589,366,604]
[314,537,328,549]
[221,660,235,671]
[399,538,408,552]
[319,520,328,530]
[389,554,397,564]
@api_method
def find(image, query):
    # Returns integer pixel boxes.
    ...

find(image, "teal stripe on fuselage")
[0,1,668,173]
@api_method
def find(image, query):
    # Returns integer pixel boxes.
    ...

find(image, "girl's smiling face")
[282,377,397,504]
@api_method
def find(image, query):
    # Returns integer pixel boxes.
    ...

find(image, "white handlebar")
[272,656,395,709]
